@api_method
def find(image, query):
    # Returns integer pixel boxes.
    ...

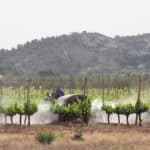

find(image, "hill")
[1,31,150,76]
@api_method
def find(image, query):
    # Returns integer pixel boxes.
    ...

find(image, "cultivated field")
[0,75,150,150]
[0,124,149,150]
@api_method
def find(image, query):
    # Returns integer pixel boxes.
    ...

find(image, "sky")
[0,0,150,49]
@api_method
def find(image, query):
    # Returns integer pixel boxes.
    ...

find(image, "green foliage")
[51,104,65,114]
[102,88,131,101]
[115,104,124,114]
[1,86,150,105]
[1,86,46,106]
[106,103,136,116]
[135,101,149,113]
[14,102,24,115]
[36,131,55,144]
[120,104,135,115]
[4,103,17,117]
[0,101,25,117]
[0,104,4,113]
[74,99,91,118]
[102,104,114,114]
[51,99,91,122]
[24,102,38,115]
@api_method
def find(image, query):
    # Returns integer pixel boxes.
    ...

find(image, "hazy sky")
[0,0,150,49]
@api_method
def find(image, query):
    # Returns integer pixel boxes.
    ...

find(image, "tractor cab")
[45,88,64,102]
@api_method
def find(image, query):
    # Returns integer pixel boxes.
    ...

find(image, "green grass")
[0,87,150,107]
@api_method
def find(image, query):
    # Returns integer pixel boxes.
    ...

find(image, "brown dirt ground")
[0,124,149,150]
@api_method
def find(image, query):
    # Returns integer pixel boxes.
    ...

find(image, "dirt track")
[0,123,149,133]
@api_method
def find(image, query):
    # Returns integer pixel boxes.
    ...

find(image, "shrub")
[135,101,149,126]
[2,102,25,125]
[102,102,149,126]
[115,104,124,124]
[15,102,24,115]
[4,103,17,124]
[102,104,114,114]
[123,104,135,125]
[4,104,16,116]
[115,104,135,126]
[75,99,91,124]
[24,102,38,115]
[135,101,149,113]
[14,102,24,125]
[36,131,55,144]
[51,104,65,114]
[121,104,135,115]
[24,102,38,126]
[102,104,114,124]
[115,104,124,114]
[51,99,91,124]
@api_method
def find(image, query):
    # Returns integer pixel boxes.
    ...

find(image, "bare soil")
[0,124,149,150]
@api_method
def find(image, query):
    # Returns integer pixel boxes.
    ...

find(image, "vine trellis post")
[27,79,31,103]
[0,78,3,124]
[0,78,3,103]
[135,75,142,126]
[24,78,31,126]
[83,77,87,96]
[102,74,105,105]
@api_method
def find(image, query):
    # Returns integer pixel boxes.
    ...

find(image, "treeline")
[1,32,150,76]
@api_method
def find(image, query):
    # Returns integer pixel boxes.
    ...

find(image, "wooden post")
[106,74,110,98]
[83,77,87,96]
[102,74,105,105]
[135,75,142,126]
[0,78,3,103]
[26,78,31,126]
[127,74,131,95]
[70,75,74,94]
[23,79,26,125]
[27,79,31,103]
[116,75,119,101]
[137,76,141,103]
[69,75,73,94]
[0,78,3,124]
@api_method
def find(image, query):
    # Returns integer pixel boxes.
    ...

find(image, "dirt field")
[0,124,149,150]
